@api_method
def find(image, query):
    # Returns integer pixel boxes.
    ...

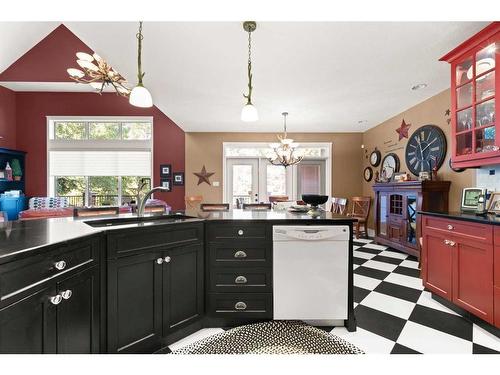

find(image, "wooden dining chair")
[347,196,371,239]
[269,195,289,203]
[200,203,230,211]
[331,197,348,215]
[185,195,203,209]
[242,203,272,210]
[73,207,120,217]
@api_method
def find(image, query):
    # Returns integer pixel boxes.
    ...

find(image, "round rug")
[171,321,364,354]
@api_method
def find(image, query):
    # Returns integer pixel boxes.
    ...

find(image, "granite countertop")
[419,210,500,226]
[0,209,355,263]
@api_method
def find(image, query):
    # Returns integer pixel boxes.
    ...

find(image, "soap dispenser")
[5,162,13,181]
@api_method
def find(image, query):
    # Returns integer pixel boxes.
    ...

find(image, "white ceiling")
[0,22,489,132]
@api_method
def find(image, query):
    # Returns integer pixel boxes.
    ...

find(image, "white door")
[226,158,259,206]
[259,160,292,202]
[296,159,326,197]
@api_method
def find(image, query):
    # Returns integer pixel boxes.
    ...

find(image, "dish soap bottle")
[5,162,13,181]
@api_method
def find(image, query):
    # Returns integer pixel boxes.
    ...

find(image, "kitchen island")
[0,209,357,353]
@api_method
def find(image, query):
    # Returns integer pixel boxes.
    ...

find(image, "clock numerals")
[405,125,447,176]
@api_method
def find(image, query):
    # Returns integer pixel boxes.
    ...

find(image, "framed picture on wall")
[160,164,172,178]
[160,179,172,192]
[173,172,184,186]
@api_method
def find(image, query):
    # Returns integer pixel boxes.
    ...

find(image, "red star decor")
[193,165,214,185]
[396,119,411,141]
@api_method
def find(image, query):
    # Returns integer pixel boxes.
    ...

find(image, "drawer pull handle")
[61,289,72,300]
[164,256,171,263]
[235,301,247,310]
[50,295,63,305]
[156,258,164,265]
[54,260,67,271]
[234,251,247,259]
[447,225,454,230]
[235,276,248,284]
[443,239,449,245]
[237,229,244,236]
[448,241,456,247]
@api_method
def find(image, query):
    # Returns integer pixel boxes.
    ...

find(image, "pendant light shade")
[241,103,259,122]
[129,85,153,108]
[130,21,153,108]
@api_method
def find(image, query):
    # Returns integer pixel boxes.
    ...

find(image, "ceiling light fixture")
[67,52,130,96]
[241,21,258,122]
[129,21,153,108]
[411,83,428,91]
[268,112,304,168]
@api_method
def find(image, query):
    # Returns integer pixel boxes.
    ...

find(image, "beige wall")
[185,132,364,203]
[362,89,475,229]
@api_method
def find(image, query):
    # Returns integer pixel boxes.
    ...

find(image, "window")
[47,117,153,207]
[223,142,331,206]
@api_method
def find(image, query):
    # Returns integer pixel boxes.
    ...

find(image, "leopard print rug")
[171,321,364,354]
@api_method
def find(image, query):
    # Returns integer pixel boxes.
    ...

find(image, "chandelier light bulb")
[67,68,85,78]
[241,103,259,122]
[129,85,153,108]
[76,52,94,62]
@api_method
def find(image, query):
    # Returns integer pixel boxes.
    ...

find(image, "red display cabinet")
[440,22,500,169]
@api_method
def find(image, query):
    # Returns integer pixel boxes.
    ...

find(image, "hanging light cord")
[136,21,145,85]
[243,29,253,105]
[283,112,288,138]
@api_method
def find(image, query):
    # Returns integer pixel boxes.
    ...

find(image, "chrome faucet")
[137,186,169,217]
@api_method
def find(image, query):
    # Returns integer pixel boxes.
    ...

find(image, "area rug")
[171,321,364,354]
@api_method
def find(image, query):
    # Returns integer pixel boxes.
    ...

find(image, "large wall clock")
[405,125,447,176]
[381,153,400,180]
[369,149,381,167]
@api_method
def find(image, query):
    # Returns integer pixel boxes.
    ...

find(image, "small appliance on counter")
[460,187,490,215]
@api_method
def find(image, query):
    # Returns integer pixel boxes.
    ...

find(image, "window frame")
[47,116,154,207]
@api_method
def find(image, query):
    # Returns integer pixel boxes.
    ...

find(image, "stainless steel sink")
[84,213,196,228]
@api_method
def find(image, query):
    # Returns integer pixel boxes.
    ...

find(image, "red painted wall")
[0,86,17,149]
[15,92,185,209]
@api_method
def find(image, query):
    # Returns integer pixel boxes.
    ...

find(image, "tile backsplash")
[476,166,500,191]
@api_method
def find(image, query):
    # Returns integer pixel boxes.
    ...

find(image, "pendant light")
[269,112,304,167]
[129,21,153,108]
[241,21,258,122]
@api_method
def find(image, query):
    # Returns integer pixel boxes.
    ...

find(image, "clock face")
[364,166,373,182]
[370,150,381,167]
[381,153,400,179]
[405,125,447,176]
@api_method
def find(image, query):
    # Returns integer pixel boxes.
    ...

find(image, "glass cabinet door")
[406,194,417,246]
[454,42,498,158]
[379,193,388,236]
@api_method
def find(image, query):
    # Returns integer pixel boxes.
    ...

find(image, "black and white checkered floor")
[168,238,500,354]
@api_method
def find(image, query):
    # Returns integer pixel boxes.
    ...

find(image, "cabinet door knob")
[235,276,248,284]
[448,241,456,247]
[156,258,164,264]
[443,239,449,245]
[234,250,247,259]
[164,256,171,263]
[237,229,244,236]
[234,301,247,310]
[61,289,72,300]
[50,295,63,305]
[447,224,454,230]
[54,260,67,271]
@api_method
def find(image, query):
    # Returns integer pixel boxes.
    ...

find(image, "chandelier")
[67,52,130,96]
[241,21,258,122]
[268,112,304,168]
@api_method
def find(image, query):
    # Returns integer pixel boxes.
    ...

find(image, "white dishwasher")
[273,225,349,326]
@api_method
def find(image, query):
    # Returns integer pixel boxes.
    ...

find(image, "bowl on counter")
[301,194,329,216]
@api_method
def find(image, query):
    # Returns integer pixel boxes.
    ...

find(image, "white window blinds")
[49,151,151,176]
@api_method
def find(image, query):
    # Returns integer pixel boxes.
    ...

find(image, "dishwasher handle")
[282,228,348,241]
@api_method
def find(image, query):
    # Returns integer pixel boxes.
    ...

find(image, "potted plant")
[10,159,22,181]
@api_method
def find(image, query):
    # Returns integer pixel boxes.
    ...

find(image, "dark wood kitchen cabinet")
[373,181,450,258]
[0,236,102,354]
[106,222,204,353]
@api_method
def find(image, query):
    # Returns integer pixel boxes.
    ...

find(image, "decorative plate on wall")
[405,125,447,176]
[363,166,373,182]
[369,149,381,167]
[381,153,400,180]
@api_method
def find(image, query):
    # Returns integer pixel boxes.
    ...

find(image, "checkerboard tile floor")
[168,239,500,354]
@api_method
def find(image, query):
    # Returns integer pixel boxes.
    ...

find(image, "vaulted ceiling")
[0,21,489,132]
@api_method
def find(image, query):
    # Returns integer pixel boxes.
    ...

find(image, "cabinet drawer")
[209,241,271,267]
[207,223,268,241]
[107,222,203,258]
[423,216,493,244]
[210,268,272,293]
[0,237,98,301]
[207,293,272,318]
